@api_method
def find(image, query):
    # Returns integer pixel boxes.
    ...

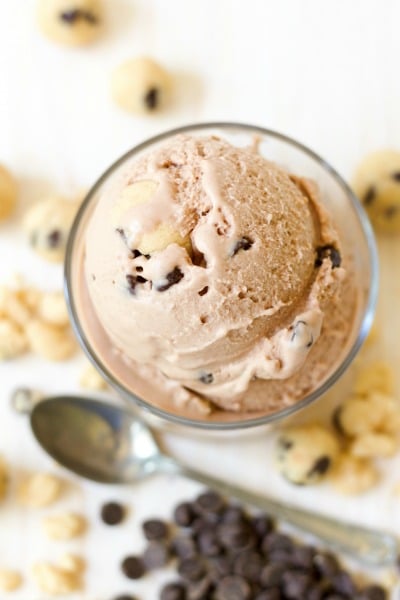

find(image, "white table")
[1,1,400,598]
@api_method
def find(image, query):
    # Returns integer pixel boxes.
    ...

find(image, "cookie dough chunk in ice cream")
[85,135,350,414]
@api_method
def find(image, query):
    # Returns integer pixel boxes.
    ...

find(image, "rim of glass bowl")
[64,122,379,431]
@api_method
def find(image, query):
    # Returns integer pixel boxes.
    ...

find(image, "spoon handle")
[158,456,398,565]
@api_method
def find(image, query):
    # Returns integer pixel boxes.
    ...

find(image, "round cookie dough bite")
[0,164,17,222]
[352,150,400,233]
[23,196,81,263]
[111,57,172,115]
[37,0,102,46]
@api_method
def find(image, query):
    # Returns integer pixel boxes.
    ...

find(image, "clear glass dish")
[65,122,378,431]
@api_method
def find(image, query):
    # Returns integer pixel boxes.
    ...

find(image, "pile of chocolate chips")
[116,490,388,600]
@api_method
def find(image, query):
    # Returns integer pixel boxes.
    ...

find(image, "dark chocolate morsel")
[331,571,358,596]
[144,87,159,110]
[194,490,225,514]
[282,571,313,599]
[136,275,147,283]
[142,540,170,569]
[355,585,388,600]
[254,590,281,600]
[391,171,400,182]
[233,550,263,582]
[174,502,196,527]
[177,556,206,581]
[156,267,184,292]
[186,576,213,600]
[160,581,186,600]
[259,562,286,588]
[313,551,340,577]
[307,455,331,478]
[198,286,209,296]
[171,535,197,560]
[100,501,125,525]
[199,372,213,384]
[47,229,62,248]
[60,9,99,24]
[251,514,274,538]
[142,518,169,540]
[126,274,137,294]
[363,186,376,205]
[315,245,341,268]
[121,555,146,579]
[231,236,253,256]
[215,575,252,600]
[132,249,142,258]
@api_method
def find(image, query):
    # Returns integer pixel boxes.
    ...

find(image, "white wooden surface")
[1,1,400,598]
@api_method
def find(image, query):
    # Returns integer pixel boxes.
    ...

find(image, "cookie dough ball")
[37,0,102,46]
[111,57,172,115]
[0,165,17,222]
[352,150,400,233]
[23,196,80,263]
[276,424,340,485]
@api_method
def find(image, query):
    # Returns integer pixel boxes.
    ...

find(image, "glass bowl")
[65,122,378,430]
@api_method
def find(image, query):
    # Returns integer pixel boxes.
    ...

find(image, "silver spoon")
[18,391,398,566]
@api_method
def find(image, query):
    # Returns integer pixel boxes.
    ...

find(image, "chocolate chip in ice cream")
[60,9,98,24]
[231,236,253,256]
[144,87,159,110]
[199,372,213,384]
[126,274,148,295]
[156,267,184,292]
[315,245,341,269]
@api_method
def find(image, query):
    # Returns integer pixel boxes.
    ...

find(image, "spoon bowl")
[28,393,399,566]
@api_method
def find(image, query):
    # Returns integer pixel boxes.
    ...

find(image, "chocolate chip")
[160,581,186,600]
[251,514,274,539]
[254,591,281,600]
[306,585,326,600]
[196,528,221,556]
[215,575,252,600]
[313,551,340,578]
[231,236,253,256]
[195,490,225,514]
[199,372,213,384]
[363,186,376,205]
[259,562,286,588]
[282,571,313,599]
[233,550,263,582]
[60,9,98,24]
[331,570,357,596]
[187,577,214,600]
[174,502,196,527]
[261,532,293,555]
[144,87,159,110]
[392,171,400,182]
[172,536,198,560]
[307,456,331,478]
[142,518,169,541]
[132,248,142,258]
[291,545,315,570]
[217,522,257,552]
[156,267,184,292]
[113,595,139,600]
[100,501,125,525]
[198,286,209,296]
[126,273,147,294]
[136,275,147,283]
[178,557,206,582]
[384,205,399,218]
[208,555,232,581]
[121,555,146,579]
[356,585,388,600]
[315,245,341,268]
[136,266,143,272]
[47,229,62,248]
[221,506,247,524]
[143,540,170,569]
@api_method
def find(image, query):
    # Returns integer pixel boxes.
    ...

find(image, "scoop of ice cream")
[85,135,343,409]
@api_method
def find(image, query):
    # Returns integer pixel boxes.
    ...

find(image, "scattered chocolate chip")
[142,518,169,541]
[47,229,62,248]
[217,522,257,552]
[196,528,221,556]
[178,557,206,582]
[355,585,387,600]
[363,186,376,205]
[121,555,146,579]
[259,562,286,588]
[60,9,98,24]
[261,532,293,555]
[306,585,326,600]
[198,286,209,296]
[315,245,341,268]
[131,248,142,258]
[143,540,170,569]
[172,536,198,560]
[291,545,315,570]
[160,581,186,600]
[174,502,196,527]
[307,456,331,478]
[199,372,213,384]
[384,205,399,218]
[208,555,232,581]
[331,570,357,596]
[144,87,159,110]
[392,171,400,182]
[195,490,225,514]
[221,506,247,524]
[187,576,213,600]
[251,514,274,538]
[231,236,253,256]
[100,501,125,525]
[254,590,281,600]
[313,551,340,578]
[215,574,252,600]
[233,550,263,582]
[282,571,313,599]
[156,267,184,292]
